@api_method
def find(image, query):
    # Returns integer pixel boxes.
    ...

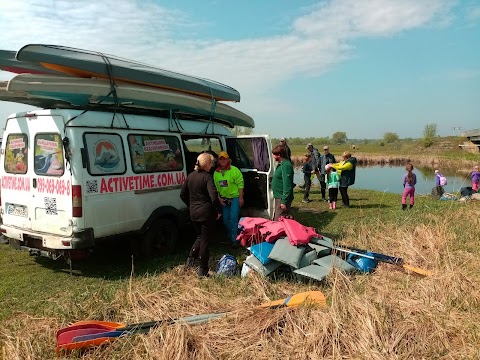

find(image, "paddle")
[57,290,326,352]
[314,237,432,276]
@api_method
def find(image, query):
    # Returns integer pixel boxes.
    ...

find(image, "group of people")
[401,164,480,210]
[180,151,244,277]
[276,140,357,215]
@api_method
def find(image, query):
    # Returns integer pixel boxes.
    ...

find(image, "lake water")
[294,166,472,195]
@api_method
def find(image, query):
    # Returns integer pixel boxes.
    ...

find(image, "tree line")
[234,123,440,148]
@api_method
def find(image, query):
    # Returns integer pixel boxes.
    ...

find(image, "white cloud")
[0,0,458,136]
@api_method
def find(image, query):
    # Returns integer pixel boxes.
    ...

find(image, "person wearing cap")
[331,151,357,208]
[319,146,336,201]
[272,145,294,220]
[279,138,291,161]
[213,151,244,246]
[306,143,321,188]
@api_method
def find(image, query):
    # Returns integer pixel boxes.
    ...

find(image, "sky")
[0,0,479,139]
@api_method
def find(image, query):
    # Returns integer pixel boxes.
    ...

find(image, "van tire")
[142,218,178,258]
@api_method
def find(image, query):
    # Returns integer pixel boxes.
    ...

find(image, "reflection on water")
[293,166,472,195]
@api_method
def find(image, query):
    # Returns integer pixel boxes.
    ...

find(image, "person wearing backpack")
[471,165,480,192]
[434,169,447,198]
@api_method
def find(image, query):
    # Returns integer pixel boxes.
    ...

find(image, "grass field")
[1,186,479,359]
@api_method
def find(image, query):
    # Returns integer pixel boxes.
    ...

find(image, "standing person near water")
[272,145,294,220]
[213,151,244,247]
[402,163,417,210]
[325,164,340,210]
[301,153,314,203]
[331,151,357,208]
[181,153,221,278]
[319,146,336,202]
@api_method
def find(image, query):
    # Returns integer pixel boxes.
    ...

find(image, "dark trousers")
[319,173,327,199]
[339,186,350,206]
[328,188,338,202]
[303,174,311,200]
[274,198,291,221]
[189,219,215,271]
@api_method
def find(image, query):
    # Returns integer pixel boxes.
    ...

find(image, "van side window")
[127,134,183,173]
[34,134,64,176]
[4,134,28,174]
[83,133,126,176]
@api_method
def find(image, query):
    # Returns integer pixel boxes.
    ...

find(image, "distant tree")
[232,126,253,136]
[363,139,370,145]
[383,132,399,143]
[423,123,437,148]
[331,131,347,144]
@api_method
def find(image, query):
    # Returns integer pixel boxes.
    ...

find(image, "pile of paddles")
[237,217,431,281]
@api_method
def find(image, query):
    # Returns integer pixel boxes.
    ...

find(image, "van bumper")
[0,225,94,250]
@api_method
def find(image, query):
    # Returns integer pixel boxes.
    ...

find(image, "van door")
[2,114,72,237]
[225,136,274,219]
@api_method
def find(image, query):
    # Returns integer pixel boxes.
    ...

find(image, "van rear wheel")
[142,218,178,258]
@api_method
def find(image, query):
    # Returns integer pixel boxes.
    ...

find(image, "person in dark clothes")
[279,138,292,161]
[181,153,221,277]
[302,153,314,203]
[319,146,336,201]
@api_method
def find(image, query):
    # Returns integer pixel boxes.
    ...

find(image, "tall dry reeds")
[1,206,479,359]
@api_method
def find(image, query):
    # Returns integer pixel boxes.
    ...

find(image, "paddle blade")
[258,291,326,309]
[402,264,432,276]
[69,320,125,329]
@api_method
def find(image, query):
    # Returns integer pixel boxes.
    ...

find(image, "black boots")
[409,204,413,209]
[402,204,407,210]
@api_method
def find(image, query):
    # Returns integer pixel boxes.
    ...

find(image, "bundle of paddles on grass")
[237,216,432,281]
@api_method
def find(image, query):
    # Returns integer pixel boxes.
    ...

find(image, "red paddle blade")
[56,323,115,338]
[57,327,114,347]
[56,336,116,352]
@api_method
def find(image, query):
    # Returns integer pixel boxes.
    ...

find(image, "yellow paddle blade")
[402,264,432,277]
[258,291,326,309]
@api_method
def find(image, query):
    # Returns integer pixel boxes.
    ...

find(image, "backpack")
[216,254,238,276]
[439,175,447,186]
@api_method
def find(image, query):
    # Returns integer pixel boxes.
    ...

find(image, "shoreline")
[290,154,477,172]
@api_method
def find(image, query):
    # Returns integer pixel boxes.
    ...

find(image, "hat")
[218,151,230,159]
[306,143,313,149]
[434,169,439,174]
[279,137,286,141]
[323,146,329,150]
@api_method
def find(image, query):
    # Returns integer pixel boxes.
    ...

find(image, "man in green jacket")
[271,145,294,220]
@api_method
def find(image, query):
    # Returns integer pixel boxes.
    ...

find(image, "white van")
[0,109,274,262]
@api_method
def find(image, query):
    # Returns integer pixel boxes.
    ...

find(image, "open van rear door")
[225,135,274,219]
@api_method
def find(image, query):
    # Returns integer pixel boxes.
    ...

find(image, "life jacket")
[258,221,286,243]
[236,217,269,247]
[281,218,320,246]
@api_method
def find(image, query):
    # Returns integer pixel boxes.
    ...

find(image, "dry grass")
[1,206,479,359]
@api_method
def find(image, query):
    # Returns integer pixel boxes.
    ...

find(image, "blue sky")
[0,0,479,139]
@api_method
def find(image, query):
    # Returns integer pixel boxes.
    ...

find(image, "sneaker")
[321,198,329,202]
[302,199,310,203]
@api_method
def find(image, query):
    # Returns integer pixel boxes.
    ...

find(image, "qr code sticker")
[86,180,99,194]
[44,197,57,215]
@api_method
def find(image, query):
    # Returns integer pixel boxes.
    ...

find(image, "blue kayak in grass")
[15,44,241,102]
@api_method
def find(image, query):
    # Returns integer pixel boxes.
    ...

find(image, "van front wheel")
[143,218,179,258]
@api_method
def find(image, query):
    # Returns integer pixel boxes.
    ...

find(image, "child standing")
[302,153,313,203]
[402,163,417,210]
[472,165,480,192]
[325,164,340,209]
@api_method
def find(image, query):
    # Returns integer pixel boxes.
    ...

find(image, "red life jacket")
[258,221,286,243]
[236,217,269,246]
[281,218,320,246]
